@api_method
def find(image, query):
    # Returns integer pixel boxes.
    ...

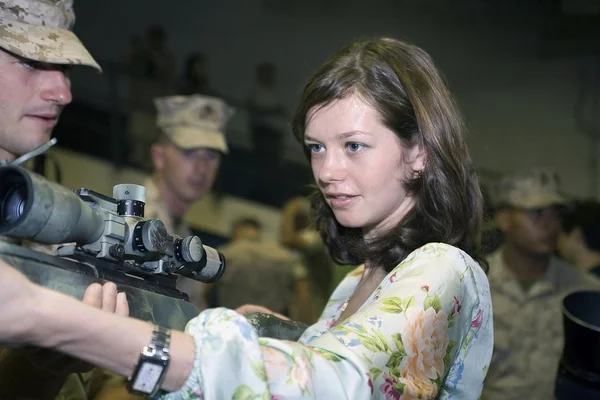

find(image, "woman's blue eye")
[307,143,324,153]
[347,142,364,152]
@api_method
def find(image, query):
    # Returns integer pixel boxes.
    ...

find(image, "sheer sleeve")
[158,243,492,400]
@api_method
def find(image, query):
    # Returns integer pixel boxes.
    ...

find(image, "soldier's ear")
[150,143,165,170]
[495,209,511,234]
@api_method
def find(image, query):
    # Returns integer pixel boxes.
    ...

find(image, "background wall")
[66,0,600,199]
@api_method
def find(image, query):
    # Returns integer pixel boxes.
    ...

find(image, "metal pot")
[555,290,600,399]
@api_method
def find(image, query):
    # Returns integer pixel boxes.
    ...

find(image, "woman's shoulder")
[397,242,481,275]
[384,243,490,307]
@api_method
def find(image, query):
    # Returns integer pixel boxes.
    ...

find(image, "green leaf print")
[444,341,456,372]
[391,333,406,355]
[373,329,391,353]
[386,351,405,370]
[424,295,442,313]
[361,336,386,353]
[402,296,416,310]
[339,323,367,336]
[381,297,404,313]
[394,381,406,393]
[314,348,345,362]
[448,314,456,328]
[232,384,258,400]
[461,330,474,351]
[261,391,271,400]
[251,361,267,382]
[389,367,402,379]
[370,367,383,382]
[422,244,447,258]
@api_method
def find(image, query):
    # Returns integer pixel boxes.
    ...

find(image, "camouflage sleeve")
[293,261,309,280]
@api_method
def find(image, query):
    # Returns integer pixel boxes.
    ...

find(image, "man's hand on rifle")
[0,267,130,375]
[21,281,129,375]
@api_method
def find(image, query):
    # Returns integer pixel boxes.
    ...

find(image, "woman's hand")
[235,304,290,320]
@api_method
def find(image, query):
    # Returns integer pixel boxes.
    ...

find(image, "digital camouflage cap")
[0,0,100,71]
[492,168,567,210]
[154,95,232,153]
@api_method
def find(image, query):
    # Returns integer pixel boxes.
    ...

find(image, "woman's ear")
[406,144,427,176]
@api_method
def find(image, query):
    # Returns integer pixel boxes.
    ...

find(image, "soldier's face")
[0,49,72,157]
[498,206,561,256]
[153,143,221,203]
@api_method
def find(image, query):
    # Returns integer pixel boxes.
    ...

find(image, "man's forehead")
[0,47,70,72]
[0,47,19,61]
[170,144,220,156]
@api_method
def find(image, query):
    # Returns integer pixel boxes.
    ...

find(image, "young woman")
[0,37,492,399]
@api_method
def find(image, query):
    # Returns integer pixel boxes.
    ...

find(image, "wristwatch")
[127,324,171,397]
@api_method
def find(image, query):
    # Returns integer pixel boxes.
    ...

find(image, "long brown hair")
[292,37,486,272]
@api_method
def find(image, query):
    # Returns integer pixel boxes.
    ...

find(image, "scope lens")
[0,183,27,227]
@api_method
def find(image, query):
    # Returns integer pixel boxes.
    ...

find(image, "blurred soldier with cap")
[482,168,600,400]
[90,95,233,399]
[0,1,135,399]
[146,94,231,310]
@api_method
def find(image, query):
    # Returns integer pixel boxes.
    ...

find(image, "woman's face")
[304,95,425,239]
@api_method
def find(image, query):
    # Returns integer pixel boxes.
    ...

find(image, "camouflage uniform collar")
[488,248,566,298]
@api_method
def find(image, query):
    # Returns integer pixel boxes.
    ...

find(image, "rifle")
[0,165,224,330]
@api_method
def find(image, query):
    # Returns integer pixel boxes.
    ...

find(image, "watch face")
[132,362,165,394]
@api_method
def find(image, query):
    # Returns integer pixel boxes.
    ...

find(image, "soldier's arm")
[0,282,129,399]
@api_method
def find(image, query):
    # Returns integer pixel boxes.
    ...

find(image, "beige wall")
[44,148,285,241]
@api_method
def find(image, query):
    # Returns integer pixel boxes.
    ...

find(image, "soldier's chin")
[185,187,208,202]
[26,125,53,144]
[11,134,52,157]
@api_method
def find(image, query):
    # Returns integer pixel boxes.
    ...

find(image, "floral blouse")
[159,243,493,400]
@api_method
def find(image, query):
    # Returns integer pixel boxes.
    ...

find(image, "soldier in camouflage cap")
[492,168,566,210]
[145,94,231,310]
[482,168,600,400]
[0,2,128,400]
[0,0,100,162]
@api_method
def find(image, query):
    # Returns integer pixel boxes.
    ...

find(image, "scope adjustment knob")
[175,236,203,263]
[133,219,168,253]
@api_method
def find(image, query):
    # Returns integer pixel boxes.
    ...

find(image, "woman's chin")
[334,215,364,229]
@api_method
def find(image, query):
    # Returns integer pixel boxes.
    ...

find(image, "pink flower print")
[471,309,483,328]
[326,319,337,330]
[380,373,402,400]
[192,387,205,400]
[421,285,430,292]
[402,307,449,383]
[452,296,462,317]
[400,371,438,400]
[290,356,312,392]
[367,372,374,394]
[390,272,400,283]
[262,347,288,382]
